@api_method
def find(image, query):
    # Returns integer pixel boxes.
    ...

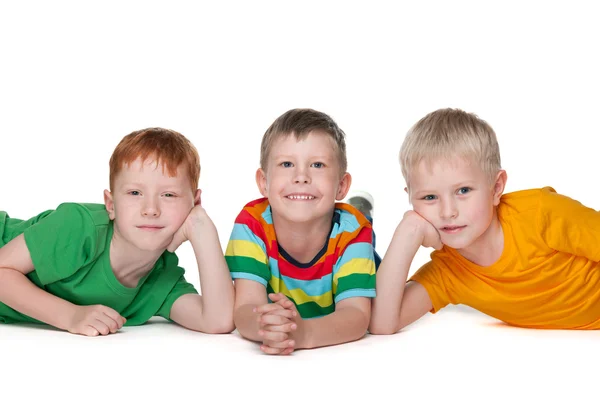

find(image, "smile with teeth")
[286,195,315,200]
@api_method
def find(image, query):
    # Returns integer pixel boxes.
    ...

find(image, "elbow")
[199,308,236,334]
[203,317,235,334]
[368,319,401,335]
[0,267,22,286]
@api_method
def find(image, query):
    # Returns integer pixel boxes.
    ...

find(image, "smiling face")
[104,157,199,252]
[256,130,351,224]
[407,156,506,253]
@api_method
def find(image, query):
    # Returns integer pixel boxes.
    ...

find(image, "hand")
[401,210,443,250]
[167,205,210,253]
[68,305,127,337]
[254,293,300,355]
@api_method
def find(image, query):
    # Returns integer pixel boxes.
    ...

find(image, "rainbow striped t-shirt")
[225,198,376,319]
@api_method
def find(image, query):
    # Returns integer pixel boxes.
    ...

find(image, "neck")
[272,211,334,264]
[457,209,504,267]
[110,229,163,288]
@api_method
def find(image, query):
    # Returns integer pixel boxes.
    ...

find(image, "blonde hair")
[260,108,347,174]
[399,108,501,186]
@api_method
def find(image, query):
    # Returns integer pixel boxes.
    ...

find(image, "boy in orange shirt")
[370,108,600,333]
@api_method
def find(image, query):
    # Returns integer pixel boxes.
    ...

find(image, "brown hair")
[260,108,348,174]
[109,127,200,191]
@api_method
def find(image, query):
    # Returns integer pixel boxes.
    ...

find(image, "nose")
[440,198,458,220]
[293,165,311,184]
[142,197,161,217]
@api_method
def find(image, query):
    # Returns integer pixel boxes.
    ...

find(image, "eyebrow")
[119,182,184,190]
[412,181,478,194]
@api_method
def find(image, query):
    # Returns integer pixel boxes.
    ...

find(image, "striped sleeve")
[332,227,376,303]
[224,210,270,286]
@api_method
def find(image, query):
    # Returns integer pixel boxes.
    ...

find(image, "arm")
[293,296,371,349]
[0,234,76,330]
[537,188,600,261]
[232,278,269,342]
[168,206,235,334]
[0,234,124,335]
[369,211,440,335]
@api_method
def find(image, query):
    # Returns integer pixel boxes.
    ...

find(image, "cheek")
[266,175,287,191]
[113,201,135,218]
[166,202,193,222]
[413,203,435,220]
[471,198,494,220]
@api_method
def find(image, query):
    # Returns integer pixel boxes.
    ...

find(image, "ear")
[194,189,202,206]
[404,186,414,205]
[335,172,352,201]
[492,170,508,206]
[103,189,116,220]
[255,168,268,198]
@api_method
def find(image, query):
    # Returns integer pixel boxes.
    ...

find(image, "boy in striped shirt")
[225,108,378,355]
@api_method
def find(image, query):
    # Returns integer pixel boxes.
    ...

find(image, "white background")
[1,1,599,399]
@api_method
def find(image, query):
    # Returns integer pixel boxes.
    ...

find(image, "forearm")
[233,303,263,342]
[0,268,75,330]
[188,216,235,328]
[370,223,422,333]
[295,306,370,349]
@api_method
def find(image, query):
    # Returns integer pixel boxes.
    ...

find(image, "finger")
[280,347,295,355]
[258,314,291,326]
[268,292,286,302]
[260,344,287,355]
[80,326,100,337]
[261,308,296,319]
[258,329,288,342]
[262,338,295,349]
[96,312,120,333]
[254,303,284,314]
[90,319,111,336]
[268,293,295,309]
[262,322,297,333]
[268,294,297,312]
[100,307,126,329]
[166,233,184,253]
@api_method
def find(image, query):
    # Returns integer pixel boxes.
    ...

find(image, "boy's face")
[407,156,505,251]
[256,131,351,224]
[104,157,199,252]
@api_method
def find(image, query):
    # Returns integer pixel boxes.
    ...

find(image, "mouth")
[137,225,165,231]
[440,225,466,234]
[285,194,316,200]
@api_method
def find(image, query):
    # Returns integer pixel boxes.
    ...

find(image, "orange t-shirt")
[409,187,600,329]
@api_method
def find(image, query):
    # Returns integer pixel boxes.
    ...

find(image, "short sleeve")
[225,218,271,287]
[155,274,199,320]
[536,187,600,261]
[408,259,452,313]
[23,203,101,285]
[332,227,376,303]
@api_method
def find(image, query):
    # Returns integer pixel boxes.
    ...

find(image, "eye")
[280,161,293,168]
[311,162,324,168]
[163,193,176,198]
[457,187,471,195]
[128,190,141,196]
[422,194,437,201]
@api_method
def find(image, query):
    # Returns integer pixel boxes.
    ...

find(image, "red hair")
[109,127,200,191]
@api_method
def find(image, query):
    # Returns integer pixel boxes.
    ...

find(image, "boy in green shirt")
[0,127,235,336]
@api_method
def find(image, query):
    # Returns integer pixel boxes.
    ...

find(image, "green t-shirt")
[0,203,198,326]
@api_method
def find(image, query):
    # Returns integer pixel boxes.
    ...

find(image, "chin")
[441,237,472,250]
[133,240,169,252]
